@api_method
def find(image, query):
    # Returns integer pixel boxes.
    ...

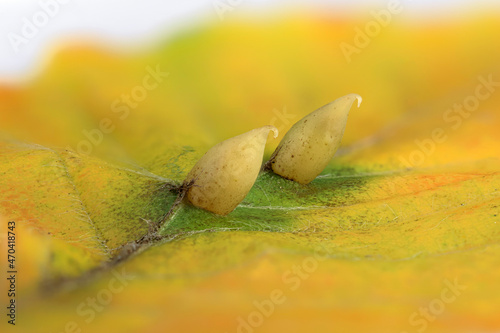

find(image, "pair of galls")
[184,93,362,215]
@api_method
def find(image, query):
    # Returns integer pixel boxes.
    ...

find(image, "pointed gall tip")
[346,93,362,108]
[265,125,279,139]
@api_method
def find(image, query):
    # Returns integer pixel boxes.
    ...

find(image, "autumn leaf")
[1,14,500,333]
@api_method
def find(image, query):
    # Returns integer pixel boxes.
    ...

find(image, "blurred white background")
[1,0,499,82]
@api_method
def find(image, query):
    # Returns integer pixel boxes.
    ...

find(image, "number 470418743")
[7,221,16,270]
